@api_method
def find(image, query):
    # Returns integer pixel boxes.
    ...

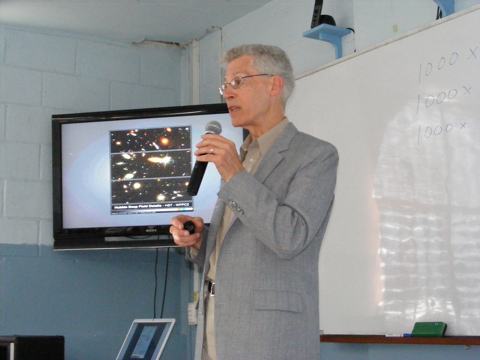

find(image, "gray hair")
[223,44,295,104]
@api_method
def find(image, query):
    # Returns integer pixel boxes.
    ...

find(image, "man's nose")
[222,85,236,99]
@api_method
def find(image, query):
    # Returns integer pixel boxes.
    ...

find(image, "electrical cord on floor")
[153,247,170,319]
[436,6,443,20]
[153,248,159,318]
[160,247,170,318]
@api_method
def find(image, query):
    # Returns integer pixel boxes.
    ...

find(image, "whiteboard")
[287,5,480,336]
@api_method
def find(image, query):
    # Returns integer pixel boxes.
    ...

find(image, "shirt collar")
[240,117,289,159]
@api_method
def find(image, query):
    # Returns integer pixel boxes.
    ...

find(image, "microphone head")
[204,121,222,135]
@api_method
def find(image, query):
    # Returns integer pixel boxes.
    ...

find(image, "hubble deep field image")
[110,126,191,152]
[110,126,192,213]
[111,178,191,213]
[111,150,191,180]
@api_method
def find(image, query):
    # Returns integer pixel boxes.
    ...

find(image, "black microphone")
[186,121,222,196]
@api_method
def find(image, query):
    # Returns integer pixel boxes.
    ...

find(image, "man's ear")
[270,75,284,97]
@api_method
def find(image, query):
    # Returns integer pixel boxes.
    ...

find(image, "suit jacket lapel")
[253,122,298,184]
[220,123,299,239]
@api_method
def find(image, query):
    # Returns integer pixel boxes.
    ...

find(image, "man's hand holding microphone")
[170,121,244,248]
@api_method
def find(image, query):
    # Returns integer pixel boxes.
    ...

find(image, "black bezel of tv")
[52,103,244,250]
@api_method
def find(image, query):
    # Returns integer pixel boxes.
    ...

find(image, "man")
[170,44,338,360]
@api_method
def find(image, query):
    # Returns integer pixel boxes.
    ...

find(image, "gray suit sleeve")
[218,144,338,259]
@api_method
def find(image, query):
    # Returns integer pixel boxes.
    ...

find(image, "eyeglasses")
[219,74,273,96]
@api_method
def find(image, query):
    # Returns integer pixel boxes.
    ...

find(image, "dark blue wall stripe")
[0,244,194,360]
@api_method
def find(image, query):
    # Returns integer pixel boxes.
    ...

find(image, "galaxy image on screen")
[110,126,193,215]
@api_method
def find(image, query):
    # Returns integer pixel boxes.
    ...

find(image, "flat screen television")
[52,103,244,250]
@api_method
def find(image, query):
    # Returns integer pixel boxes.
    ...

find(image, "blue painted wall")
[0,24,192,359]
[0,245,194,359]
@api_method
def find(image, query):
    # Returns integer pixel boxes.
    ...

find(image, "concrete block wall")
[0,25,191,359]
[199,30,224,105]
[0,26,181,248]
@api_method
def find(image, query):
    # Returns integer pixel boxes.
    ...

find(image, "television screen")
[52,103,244,250]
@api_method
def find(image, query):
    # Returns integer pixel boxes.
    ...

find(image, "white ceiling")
[0,0,272,44]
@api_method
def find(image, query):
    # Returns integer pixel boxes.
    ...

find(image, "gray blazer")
[189,122,338,360]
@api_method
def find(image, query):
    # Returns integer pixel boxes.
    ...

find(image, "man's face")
[222,55,273,129]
